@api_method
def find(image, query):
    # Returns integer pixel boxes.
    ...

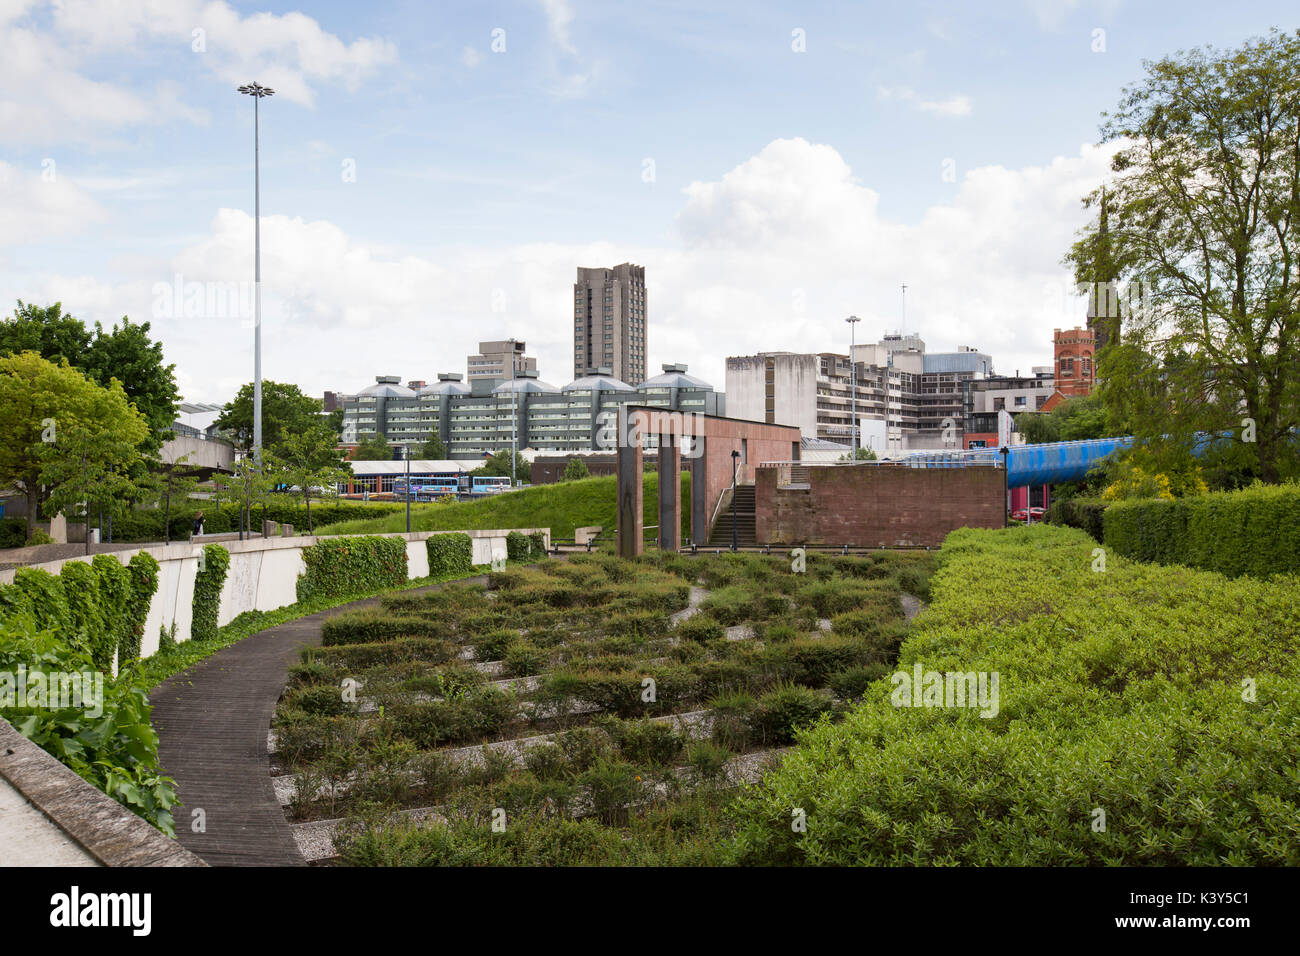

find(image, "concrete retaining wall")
[0,528,549,664]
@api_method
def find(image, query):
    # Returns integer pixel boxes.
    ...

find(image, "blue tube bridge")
[901,436,1134,486]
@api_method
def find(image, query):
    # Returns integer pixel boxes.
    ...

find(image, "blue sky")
[2,0,1296,401]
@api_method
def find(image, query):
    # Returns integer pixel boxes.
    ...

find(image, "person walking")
[192,510,205,538]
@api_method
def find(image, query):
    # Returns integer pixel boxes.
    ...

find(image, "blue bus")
[470,476,512,495]
[394,476,461,499]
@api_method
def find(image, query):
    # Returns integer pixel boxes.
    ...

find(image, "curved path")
[150,577,487,867]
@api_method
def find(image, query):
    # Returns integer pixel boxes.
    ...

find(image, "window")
[993,397,1005,411]
[1014,396,1026,407]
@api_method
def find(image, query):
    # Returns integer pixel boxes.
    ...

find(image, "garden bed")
[269,548,935,864]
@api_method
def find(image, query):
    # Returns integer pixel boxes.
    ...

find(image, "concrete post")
[616,406,643,558]
[657,433,681,552]
[690,436,707,546]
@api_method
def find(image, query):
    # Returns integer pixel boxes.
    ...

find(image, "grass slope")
[319,473,691,542]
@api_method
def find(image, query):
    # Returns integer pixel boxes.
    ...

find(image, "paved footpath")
[150,577,487,866]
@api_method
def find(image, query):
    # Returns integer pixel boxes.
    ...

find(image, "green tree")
[352,432,395,461]
[271,431,349,533]
[0,303,178,449]
[1067,30,1300,483]
[837,447,878,462]
[0,352,149,542]
[215,457,275,538]
[473,449,528,481]
[419,434,447,459]
[215,381,327,457]
[39,425,144,554]
[562,456,590,480]
[1017,393,1111,445]
[83,315,180,448]
[137,454,203,544]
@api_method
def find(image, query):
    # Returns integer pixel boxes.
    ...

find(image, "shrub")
[320,610,442,646]
[297,536,408,602]
[504,642,548,677]
[91,555,130,670]
[426,533,472,577]
[191,544,230,642]
[675,613,724,643]
[506,531,532,561]
[0,615,178,835]
[122,552,160,666]
[59,561,106,667]
[1103,482,1300,577]
[1047,497,1108,541]
[752,683,832,745]
[728,524,1300,865]
[528,531,547,557]
[613,720,684,767]
[474,628,517,662]
[709,690,757,751]
[828,663,889,700]
[699,586,755,625]
[0,517,25,549]
[3,568,69,636]
[313,637,457,669]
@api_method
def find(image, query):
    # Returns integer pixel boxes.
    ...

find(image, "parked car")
[1011,506,1048,522]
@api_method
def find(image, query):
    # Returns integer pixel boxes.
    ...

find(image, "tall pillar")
[616,405,643,557]
[690,436,708,546]
[657,433,681,551]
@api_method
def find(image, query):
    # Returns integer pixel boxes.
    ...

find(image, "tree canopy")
[0,301,179,449]
[1067,29,1300,483]
[216,380,331,457]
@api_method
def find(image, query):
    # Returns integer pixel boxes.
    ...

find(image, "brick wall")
[755,464,1004,548]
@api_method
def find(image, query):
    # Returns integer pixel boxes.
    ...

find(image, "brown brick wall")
[755,464,1004,548]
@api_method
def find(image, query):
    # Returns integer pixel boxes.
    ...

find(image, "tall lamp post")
[238,82,274,466]
[405,443,412,533]
[845,315,861,458]
[508,338,517,488]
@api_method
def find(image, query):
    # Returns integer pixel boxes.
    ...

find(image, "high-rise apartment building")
[467,340,536,388]
[573,263,647,385]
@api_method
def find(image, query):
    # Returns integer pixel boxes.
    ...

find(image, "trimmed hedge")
[59,561,105,667]
[0,568,70,636]
[506,531,532,561]
[1047,497,1108,542]
[427,533,473,577]
[122,552,160,666]
[192,544,231,642]
[729,524,1300,865]
[91,555,130,671]
[107,501,405,543]
[0,517,25,549]
[297,536,408,603]
[1103,482,1300,577]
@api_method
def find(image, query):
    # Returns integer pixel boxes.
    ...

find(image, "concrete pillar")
[616,406,643,558]
[657,434,681,552]
[690,437,707,546]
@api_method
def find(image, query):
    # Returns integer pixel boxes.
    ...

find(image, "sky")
[2,0,1297,403]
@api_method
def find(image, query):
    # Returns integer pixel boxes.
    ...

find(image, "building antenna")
[901,282,907,335]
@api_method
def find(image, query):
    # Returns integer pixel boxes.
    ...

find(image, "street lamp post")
[509,338,517,488]
[730,449,740,552]
[238,82,274,467]
[845,315,861,458]
[405,443,412,534]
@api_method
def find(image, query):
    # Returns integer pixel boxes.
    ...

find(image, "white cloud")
[0,161,105,243]
[10,138,1119,405]
[538,0,577,56]
[0,1,398,144]
[877,85,973,118]
[461,45,482,68]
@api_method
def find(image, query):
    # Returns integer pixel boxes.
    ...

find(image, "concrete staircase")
[708,484,756,548]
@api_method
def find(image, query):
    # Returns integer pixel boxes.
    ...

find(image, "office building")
[340,363,722,461]
[573,263,648,385]
[467,340,536,389]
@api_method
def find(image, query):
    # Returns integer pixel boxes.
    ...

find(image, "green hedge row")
[0,517,26,549]
[107,501,404,543]
[1046,497,1108,542]
[728,524,1300,865]
[1102,482,1300,577]
[297,536,408,603]
[0,552,161,671]
[191,544,231,642]
[506,530,547,561]
[427,533,473,577]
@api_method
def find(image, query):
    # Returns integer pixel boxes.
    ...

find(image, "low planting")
[727,524,1300,865]
[272,548,936,865]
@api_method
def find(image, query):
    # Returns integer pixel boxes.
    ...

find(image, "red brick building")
[1053,327,1096,396]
